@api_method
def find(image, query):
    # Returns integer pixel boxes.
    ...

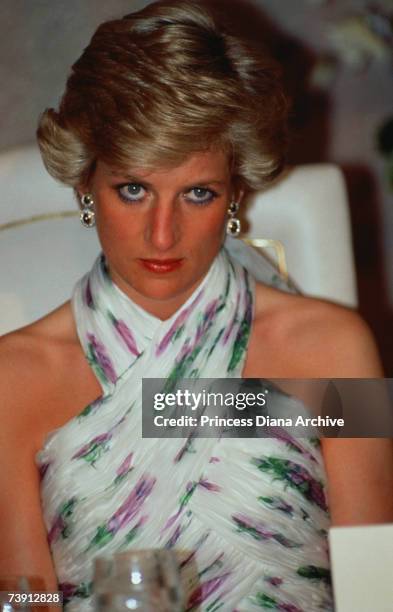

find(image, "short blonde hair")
[37,0,291,191]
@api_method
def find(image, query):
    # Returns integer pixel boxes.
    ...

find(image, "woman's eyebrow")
[108,171,149,182]
[180,180,226,189]
[187,180,226,187]
[108,171,226,188]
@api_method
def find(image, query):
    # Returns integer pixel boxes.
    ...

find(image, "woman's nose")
[145,202,179,252]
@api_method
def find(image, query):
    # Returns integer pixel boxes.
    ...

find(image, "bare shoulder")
[0,307,79,586]
[0,302,77,382]
[0,302,97,446]
[247,284,393,527]
[248,283,383,377]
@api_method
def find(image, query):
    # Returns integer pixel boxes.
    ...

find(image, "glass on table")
[93,549,184,611]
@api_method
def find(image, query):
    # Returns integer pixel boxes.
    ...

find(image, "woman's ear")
[231,176,246,204]
[76,162,97,200]
[76,182,89,198]
[236,188,245,205]
[232,179,245,205]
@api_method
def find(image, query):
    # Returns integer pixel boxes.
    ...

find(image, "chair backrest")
[0,144,358,336]
[245,164,358,307]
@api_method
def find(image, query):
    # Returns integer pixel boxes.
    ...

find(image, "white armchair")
[245,164,358,307]
[0,144,358,336]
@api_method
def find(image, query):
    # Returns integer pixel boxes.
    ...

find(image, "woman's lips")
[139,258,184,273]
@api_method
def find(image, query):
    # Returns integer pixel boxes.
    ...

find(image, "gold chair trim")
[0,210,78,232]
[243,238,288,281]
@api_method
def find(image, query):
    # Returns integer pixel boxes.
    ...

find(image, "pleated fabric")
[36,241,333,611]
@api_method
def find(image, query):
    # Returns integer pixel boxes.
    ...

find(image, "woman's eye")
[185,187,217,205]
[118,183,146,203]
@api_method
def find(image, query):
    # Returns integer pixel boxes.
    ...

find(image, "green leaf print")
[48,498,78,545]
[85,525,114,551]
[227,316,250,372]
[253,592,277,608]
[121,522,144,548]
[206,597,225,612]
[173,324,185,341]
[207,328,225,358]
[77,398,107,420]
[198,553,225,579]
[258,495,294,516]
[252,591,302,611]
[179,482,198,508]
[82,446,106,466]
[74,582,93,599]
[60,580,93,604]
[78,403,94,418]
[227,272,252,373]
[251,456,327,511]
[86,343,108,385]
[297,565,331,585]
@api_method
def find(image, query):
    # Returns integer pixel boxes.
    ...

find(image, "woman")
[1,1,392,610]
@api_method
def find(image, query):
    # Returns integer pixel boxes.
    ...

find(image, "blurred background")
[1,0,392,371]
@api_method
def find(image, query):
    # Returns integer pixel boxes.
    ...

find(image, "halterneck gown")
[35,239,333,611]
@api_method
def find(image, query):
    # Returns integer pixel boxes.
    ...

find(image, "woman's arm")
[0,336,59,597]
[0,435,59,591]
[321,437,393,525]
[316,310,393,525]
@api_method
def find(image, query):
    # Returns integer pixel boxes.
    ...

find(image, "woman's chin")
[114,277,201,316]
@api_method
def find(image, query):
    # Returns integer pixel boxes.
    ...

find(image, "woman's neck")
[107,262,213,321]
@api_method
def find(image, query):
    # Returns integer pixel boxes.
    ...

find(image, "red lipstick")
[139,258,184,273]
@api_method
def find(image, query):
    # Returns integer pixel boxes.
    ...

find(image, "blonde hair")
[37,0,291,191]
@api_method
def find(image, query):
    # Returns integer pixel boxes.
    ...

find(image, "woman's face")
[82,149,242,319]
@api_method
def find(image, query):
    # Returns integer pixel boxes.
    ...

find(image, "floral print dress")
[36,240,333,611]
